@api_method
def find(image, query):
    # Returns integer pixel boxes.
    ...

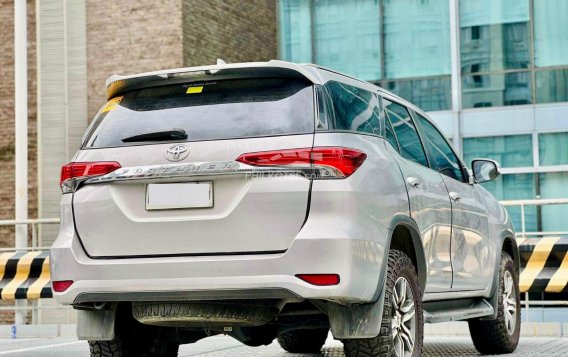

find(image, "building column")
[14,0,29,326]
[449,0,462,155]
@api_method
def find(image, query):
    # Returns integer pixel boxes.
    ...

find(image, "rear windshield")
[83,78,315,148]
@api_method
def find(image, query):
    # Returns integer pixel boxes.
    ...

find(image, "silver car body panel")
[51,60,516,339]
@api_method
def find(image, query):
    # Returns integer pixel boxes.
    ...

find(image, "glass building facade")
[278,0,568,234]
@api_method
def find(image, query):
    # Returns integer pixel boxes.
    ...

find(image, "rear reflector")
[236,147,366,178]
[296,274,340,286]
[52,280,74,292]
[60,161,121,193]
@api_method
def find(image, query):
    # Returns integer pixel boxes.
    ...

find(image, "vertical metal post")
[449,0,462,155]
[14,0,29,326]
[525,293,530,322]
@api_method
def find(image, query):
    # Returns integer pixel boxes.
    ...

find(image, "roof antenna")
[216,59,226,65]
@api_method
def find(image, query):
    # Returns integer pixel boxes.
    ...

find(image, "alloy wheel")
[391,276,416,357]
[503,270,517,335]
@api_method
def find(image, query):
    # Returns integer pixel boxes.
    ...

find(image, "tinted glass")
[540,172,568,232]
[84,78,315,148]
[534,0,568,68]
[319,81,382,135]
[384,99,428,167]
[278,0,312,63]
[462,71,532,108]
[415,114,464,182]
[536,69,568,104]
[463,135,532,168]
[539,132,568,166]
[460,0,530,73]
[314,0,381,80]
[385,77,451,111]
[383,0,451,79]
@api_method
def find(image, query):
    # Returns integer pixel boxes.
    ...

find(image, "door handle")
[406,177,421,188]
[449,191,461,203]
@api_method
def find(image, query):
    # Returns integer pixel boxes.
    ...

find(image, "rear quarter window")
[83,78,315,148]
[317,81,382,136]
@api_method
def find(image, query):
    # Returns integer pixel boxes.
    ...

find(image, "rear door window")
[83,78,315,148]
[383,99,429,167]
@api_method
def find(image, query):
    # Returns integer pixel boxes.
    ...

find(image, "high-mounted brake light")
[60,162,121,193]
[236,147,366,178]
[296,274,340,286]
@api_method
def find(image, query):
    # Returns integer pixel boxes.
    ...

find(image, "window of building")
[481,172,568,233]
[278,0,452,111]
[539,132,568,166]
[415,113,465,182]
[534,0,568,68]
[384,77,451,112]
[480,173,537,232]
[462,72,532,108]
[384,99,428,167]
[460,0,531,108]
[536,69,568,104]
[318,82,382,135]
[463,135,533,168]
[539,172,568,232]
[278,0,312,63]
[382,0,451,79]
[314,0,381,81]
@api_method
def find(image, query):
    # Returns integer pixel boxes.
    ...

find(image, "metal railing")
[0,217,60,252]
[500,198,568,237]
[0,218,70,324]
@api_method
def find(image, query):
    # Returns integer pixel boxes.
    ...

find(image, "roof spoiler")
[105,60,322,100]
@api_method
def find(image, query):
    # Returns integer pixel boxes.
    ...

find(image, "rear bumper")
[51,229,387,306]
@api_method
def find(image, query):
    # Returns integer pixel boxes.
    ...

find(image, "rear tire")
[468,252,520,354]
[343,249,423,357]
[277,328,328,353]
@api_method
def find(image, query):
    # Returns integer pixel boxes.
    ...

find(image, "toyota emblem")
[165,144,189,162]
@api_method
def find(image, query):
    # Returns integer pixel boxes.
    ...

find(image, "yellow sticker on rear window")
[102,96,123,112]
[186,86,203,94]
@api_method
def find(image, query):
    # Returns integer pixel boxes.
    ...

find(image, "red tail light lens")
[52,280,74,292]
[296,274,340,286]
[236,147,366,178]
[60,161,121,193]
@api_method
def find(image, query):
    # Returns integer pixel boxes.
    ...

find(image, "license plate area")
[146,182,213,210]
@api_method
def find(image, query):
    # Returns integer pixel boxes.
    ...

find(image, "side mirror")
[471,159,501,183]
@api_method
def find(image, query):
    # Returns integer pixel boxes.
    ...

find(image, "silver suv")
[51,61,520,357]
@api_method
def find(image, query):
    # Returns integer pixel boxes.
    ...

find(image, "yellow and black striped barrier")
[519,237,568,293]
[0,251,52,300]
[0,238,564,300]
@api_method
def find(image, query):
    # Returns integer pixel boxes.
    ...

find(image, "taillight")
[60,161,121,193]
[296,274,340,286]
[236,147,366,178]
[52,280,74,292]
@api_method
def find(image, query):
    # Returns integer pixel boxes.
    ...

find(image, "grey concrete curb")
[0,324,76,339]
[0,322,566,339]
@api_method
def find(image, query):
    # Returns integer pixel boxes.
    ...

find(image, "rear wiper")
[121,128,188,143]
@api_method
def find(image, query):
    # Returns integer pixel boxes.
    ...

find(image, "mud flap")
[76,305,117,341]
[327,279,387,339]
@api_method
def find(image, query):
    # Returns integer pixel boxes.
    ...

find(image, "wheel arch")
[502,235,520,274]
[388,215,427,295]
